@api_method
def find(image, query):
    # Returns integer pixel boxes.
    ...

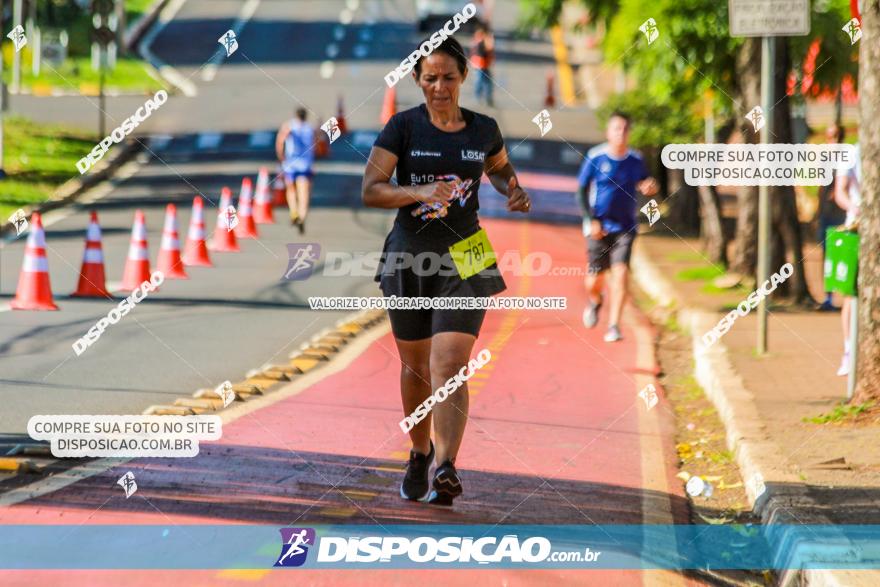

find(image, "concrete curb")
[1,140,142,240]
[631,241,879,587]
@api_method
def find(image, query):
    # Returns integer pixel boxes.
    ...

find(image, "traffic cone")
[121,209,153,292]
[183,196,213,267]
[156,204,189,279]
[381,85,396,124]
[544,72,556,109]
[210,187,241,252]
[336,94,348,134]
[72,211,111,298]
[10,212,58,311]
[234,177,259,239]
[252,167,275,224]
[272,171,287,207]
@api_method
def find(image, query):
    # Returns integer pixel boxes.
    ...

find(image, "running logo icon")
[532,109,552,137]
[220,205,239,232]
[745,106,764,133]
[219,30,238,57]
[640,199,660,226]
[321,117,341,144]
[117,471,137,498]
[637,384,658,410]
[275,528,315,567]
[639,18,659,45]
[843,18,861,44]
[7,25,26,52]
[284,243,321,280]
[9,209,28,236]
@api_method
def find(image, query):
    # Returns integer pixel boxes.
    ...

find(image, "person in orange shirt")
[470,22,495,107]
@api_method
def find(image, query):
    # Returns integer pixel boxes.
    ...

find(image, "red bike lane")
[0,218,692,586]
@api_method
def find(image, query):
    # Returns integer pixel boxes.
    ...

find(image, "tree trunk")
[666,168,701,235]
[731,38,761,278]
[855,0,880,403]
[698,184,727,266]
[768,39,815,305]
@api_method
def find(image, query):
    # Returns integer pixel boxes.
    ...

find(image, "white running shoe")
[604,324,623,343]
[836,353,850,377]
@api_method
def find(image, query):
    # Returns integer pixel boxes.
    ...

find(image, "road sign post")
[729,0,809,355]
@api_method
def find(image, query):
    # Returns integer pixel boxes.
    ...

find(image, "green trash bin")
[824,228,859,296]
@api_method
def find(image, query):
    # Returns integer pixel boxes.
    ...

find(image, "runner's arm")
[362,146,451,209]
[275,123,289,162]
[485,147,530,212]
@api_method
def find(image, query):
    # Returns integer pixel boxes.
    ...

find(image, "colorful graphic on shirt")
[410,175,475,221]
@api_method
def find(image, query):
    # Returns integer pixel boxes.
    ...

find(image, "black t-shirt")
[373,104,505,251]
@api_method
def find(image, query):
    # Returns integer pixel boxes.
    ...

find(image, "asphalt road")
[0,0,592,439]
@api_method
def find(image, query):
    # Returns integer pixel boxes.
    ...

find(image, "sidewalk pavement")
[0,219,696,586]
[632,232,880,586]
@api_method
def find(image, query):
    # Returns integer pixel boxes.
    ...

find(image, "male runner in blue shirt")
[577,111,658,342]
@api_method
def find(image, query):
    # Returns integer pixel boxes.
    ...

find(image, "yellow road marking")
[550,26,577,106]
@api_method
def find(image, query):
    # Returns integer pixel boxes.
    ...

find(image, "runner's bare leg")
[429,331,476,464]
[394,337,433,455]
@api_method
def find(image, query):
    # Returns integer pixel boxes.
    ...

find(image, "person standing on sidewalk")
[469,22,495,107]
[578,112,658,342]
[816,124,847,311]
[833,141,861,376]
[362,35,530,506]
[275,107,318,234]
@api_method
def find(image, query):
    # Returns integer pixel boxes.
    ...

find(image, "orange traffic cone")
[252,167,275,224]
[336,94,348,134]
[156,204,189,279]
[121,210,153,291]
[210,187,241,252]
[544,72,556,109]
[234,177,259,239]
[380,86,396,124]
[72,211,111,298]
[10,212,58,310]
[272,171,287,207]
[183,196,213,267]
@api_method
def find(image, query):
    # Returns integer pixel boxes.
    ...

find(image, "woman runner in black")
[362,36,531,505]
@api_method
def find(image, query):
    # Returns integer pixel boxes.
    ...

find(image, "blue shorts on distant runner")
[284,168,314,182]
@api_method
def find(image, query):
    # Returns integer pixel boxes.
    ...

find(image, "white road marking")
[139,0,198,97]
[248,131,273,147]
[196,132,222,150]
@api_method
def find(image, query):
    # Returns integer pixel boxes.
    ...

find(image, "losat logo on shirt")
[460,149,485,162]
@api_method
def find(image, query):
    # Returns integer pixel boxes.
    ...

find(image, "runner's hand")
[506,177,531,213]
[412,180,455,205]
[590,219,606,240]
[637,177,659,197]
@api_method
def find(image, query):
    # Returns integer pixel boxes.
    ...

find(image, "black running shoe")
[427,459,462,506]
[400,441,434,501]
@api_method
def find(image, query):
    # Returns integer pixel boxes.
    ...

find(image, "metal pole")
[756,36,774,354]
[99,50,106,138]
[12,0,22,94]
[847,294,857,399]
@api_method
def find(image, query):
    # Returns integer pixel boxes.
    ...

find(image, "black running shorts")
[588,230,635,274]
[387,308,487,341]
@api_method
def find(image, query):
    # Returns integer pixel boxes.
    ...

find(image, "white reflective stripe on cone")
[23,255,49,272]
[163,215,177,231]
[132,223,147,240]
[188,226,205,240]
[128,243,149,260]
[83,248,104,264]
[161,234,180,250]
[86,223,102,241]
[29,229,47,248]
